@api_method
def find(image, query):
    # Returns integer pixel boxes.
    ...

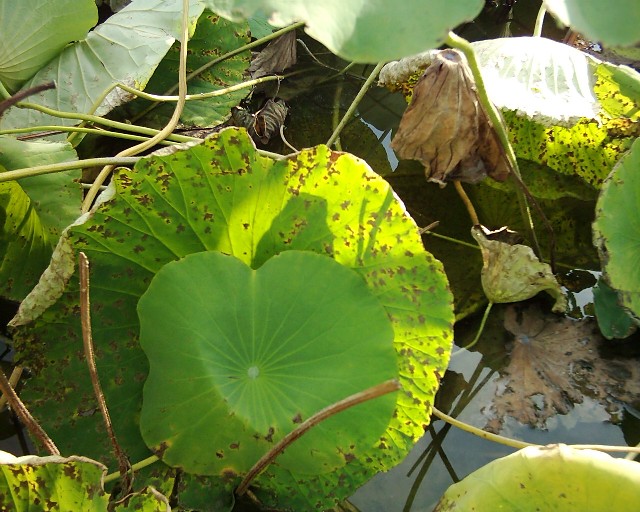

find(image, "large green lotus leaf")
[593,137,640,319]
[543,0,640,47]
[124,11,250,129]
[0,137,80,301]
[0,451,109,510]
[139,250,397,477]
[203,0,484,63]
[0,0,205,131]
[0,0,97,92]
[15,127,453,507]
[434,444,640,511]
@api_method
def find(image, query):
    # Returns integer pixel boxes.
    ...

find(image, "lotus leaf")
[593,137,640,320]
[434,444,640,510]
[203,0,484,62]
[0,137,80,301]
[139,250,397,478]
[0,0,206,131]
[0,0,97,92]
[0,450,109,510]
[471,226,566,312]
[543,0,640,46]
[15,127,454,509]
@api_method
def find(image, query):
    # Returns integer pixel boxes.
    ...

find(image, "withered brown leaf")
[391,49,511,185]
[231,98,289,145]
[249,31,297,79]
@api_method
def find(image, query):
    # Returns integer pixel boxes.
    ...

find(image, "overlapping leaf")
[203,0,484,62]
[0,0,206,131]
[0,0,97,92]
[15,127,453,509]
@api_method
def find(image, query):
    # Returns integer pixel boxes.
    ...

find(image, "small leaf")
[391,49,511,185]
[9,231,76,327]
[471,225,566,312]
[435,444,640,511]
[593,276,639,339]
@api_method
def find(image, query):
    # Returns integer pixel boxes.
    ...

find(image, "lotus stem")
[0,157,140,182]
[533,6,547,37]
[453,180,479,226]
[0,367,23,411]
[82,0,191,213]
[461,301,493,350]
[0,125,175,145]
[0,368,59,455]
[0,82,56,117]
[79,253,131,489]
[235,378,400,497]
[103,454,160,484]
[327,61,385,149]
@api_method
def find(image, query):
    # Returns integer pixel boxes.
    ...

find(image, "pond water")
[1,1,639,510]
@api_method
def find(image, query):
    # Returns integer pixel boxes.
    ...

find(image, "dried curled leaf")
[391,49,511,185]
[471,225,566,312]
[249,31,297,78]
[231,98,288,144]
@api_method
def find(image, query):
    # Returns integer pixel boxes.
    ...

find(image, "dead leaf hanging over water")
[471,225,566,313]
[249,31,297,79]
[231,98,288,144]
[483,304,640,433]
[391,49,511,186]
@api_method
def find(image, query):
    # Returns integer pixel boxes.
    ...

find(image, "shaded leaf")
[249,31,297,78]
[593,276,639,340]
[435,444,640,511]
[593,137,640,320]
[202,0,484,63]
[391,49,511,185]
[0,0,97,92]
[471,225,566,312]
[0,137,80,301]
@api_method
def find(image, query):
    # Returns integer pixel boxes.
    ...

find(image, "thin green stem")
[432,406,533,450]
[0,81,10,100]
[116,74,283,103]
[14,102,196,143]
[533,6,547,37]
[1,125,174,145]
[461,302,493,350]
[420,230,479,250]
[327,62,385,148]
[331,77,345,151]
[103,454,160,484]
[0,157,140,182]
